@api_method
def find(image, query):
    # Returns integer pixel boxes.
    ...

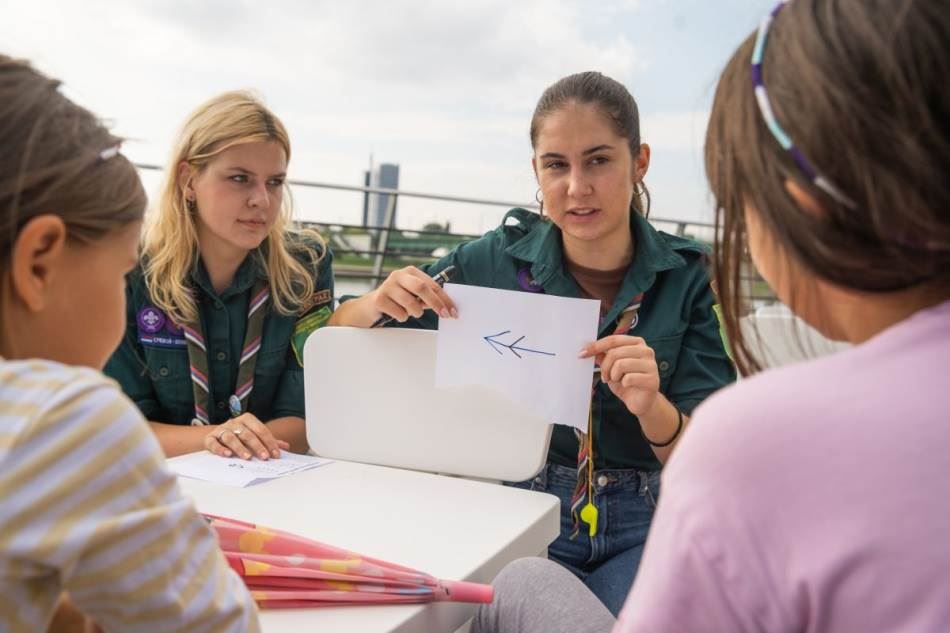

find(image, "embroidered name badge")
[307,289,333,311]
[137,305,186,348]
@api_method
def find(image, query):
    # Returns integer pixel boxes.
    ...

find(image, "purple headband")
[751,0,856,208]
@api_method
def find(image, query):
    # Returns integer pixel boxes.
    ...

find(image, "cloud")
[1,0,718,233]
[642,110,709,152]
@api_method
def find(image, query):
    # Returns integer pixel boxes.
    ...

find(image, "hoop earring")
[535,188,544,216]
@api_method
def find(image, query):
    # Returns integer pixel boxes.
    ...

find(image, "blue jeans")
[510,462,661,616]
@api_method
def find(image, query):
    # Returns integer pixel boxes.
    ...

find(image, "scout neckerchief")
[183,280,270,425]
[516,265,644,539]
[568,295,643,539]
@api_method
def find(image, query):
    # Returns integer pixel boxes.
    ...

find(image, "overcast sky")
[2,0,773,234]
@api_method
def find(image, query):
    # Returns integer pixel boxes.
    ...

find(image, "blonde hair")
[142,91,325,326]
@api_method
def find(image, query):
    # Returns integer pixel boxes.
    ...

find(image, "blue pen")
[370,265,457,328]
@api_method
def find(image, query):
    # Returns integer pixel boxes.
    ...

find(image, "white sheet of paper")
[435,283,600,431]
[167,450,332,488]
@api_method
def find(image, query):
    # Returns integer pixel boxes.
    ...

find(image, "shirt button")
[596,474,609,487]
[658,360,671,372]
[216,351,227,361]
[216,401,227,410]
[158,366,169,377]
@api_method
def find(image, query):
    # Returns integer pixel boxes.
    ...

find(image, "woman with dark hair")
[333,71,735,613]
[472,1,950,632]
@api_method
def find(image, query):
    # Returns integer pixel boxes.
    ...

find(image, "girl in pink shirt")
[474,1,950,631]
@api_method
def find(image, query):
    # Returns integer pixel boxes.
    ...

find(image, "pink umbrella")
[205,514,494,609]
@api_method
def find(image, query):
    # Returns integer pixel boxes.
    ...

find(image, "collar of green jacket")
[190,251,269,300]
[502,207,708,332]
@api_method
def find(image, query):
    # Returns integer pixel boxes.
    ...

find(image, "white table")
[178,460,560,633]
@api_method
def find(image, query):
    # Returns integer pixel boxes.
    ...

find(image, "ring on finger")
[214,427,242,440]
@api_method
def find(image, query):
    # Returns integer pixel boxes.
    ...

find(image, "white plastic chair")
[740,306,850,369]
[303,327,552,482]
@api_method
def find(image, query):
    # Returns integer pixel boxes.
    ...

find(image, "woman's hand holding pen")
[579,335,661,417]
[369,266,458,323]
[204,413,289,460]
[327,265,458,328]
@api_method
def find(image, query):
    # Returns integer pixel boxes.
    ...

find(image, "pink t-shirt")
[616,300,950,633]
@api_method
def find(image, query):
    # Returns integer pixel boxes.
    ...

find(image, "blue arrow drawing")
[483,331,557,358]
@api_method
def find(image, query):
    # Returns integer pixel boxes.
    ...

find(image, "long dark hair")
[530,71,651,217]
[706,0,950,375]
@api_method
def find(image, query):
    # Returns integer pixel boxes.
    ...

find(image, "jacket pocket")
[253,345,290,376]
[143,346,194,420]
[648,333,684,394]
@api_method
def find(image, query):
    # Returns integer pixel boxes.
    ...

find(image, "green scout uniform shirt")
[105,243,334,425]
[390,208,736,471]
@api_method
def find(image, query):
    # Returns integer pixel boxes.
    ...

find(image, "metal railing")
[134,164,775,305]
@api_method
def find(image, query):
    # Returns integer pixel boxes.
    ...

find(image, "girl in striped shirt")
[0,55,260,632]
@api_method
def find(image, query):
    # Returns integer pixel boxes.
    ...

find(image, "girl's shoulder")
[656,230,710,262]
[0,358,108,398]
[649,229,713,289]
[497,207,545,243]
[444,208,547,277]
[463,207,547,257]
[0,359,140,450]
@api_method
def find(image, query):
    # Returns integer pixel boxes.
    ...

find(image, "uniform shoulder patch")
[291,305,333,367]
[137,305,186,348]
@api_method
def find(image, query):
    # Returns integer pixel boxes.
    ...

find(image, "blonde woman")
[105,91,333,459]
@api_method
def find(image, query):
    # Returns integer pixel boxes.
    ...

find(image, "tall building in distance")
[362,162,400,229]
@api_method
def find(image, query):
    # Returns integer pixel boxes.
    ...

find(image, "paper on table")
[435,283,600,431]
[167,450,332,488]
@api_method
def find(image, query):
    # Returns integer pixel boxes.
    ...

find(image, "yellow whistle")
[579,502,598,536]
